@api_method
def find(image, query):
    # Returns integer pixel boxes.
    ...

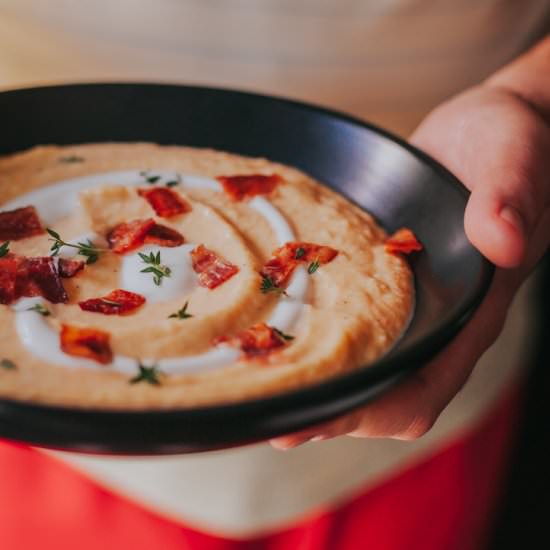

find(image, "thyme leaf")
[260,275,288,297]
[294,247,305,260]
[140,171,161,184]
[0,241,10,258]
[273,327,295,342]
[307,259,320,274]
[27,303,51,317]
[58,155,85,164]
[130,362,162,385]
[0,358,16,370]
[169,301,193,319]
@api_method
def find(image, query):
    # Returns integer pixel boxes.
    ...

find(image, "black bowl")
[0,83,493,454]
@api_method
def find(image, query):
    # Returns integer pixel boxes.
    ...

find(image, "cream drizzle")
[4,170,309,376]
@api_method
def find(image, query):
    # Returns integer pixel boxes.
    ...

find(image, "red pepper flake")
[138,187,192,218]
[0,257,18,304]
[215,322,288,357]
[384,228,423,255]
[107,219,184,254]
[217,174,282,201]
[261,242,338,287]
[0,206,44,241]
[58,258,85,279]
[79,289,146,315]
[60,324,113,364]
[190,245,239,289]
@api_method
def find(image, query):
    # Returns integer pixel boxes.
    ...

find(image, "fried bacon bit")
[138,188,192,218]
[58,258,85,279]
[0,206,44,241]
[60,324,113,365]
[215,322,287,357]
[384,228,423,255]
[17,257,68,304]
[107,219,184,254]
[0,257,18,304]
[217,174,282,201]
[190,245,239,289]
[79,289,146,315]
[144,224,185,248]
[0,255,69,305]
[261,242,339,287]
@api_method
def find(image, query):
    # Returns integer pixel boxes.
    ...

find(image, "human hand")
[270,83,550,450]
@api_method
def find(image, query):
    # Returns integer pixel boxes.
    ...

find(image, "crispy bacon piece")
[79,289,146,315]
[138,187,192,218]
[58,258,85,278]
[0,257,18,304]
[144,224,185,248]
[16,257,68,304]
[0,255,68,305]
[215,322,287,357]
[190,245,239,289]
[60,324,113,365]
[384,228,423,254]
[261,242,339,287]
[217,174,282,201]
[0,206,44,241]
[107,219,184,254]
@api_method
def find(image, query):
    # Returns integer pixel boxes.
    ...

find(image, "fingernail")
[311,435,326,442]
[500,205,526,235]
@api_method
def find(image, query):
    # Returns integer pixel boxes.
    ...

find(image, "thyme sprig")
[0,241,10,258]
[28,303,51,317]
[47,229,104,265]
[260,275,288,297]
[130,362,162,385]
[1,358,16,370]
[169,301,193,319]
[139,251,172,286]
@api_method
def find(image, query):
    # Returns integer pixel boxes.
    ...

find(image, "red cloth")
[0,385,521,550]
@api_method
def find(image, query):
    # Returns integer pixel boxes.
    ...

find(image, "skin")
[271,35,550,449]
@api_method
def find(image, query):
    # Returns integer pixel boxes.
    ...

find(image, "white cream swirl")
[4,171,309,375]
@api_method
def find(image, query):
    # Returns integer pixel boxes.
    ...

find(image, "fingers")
[411,86,550,268]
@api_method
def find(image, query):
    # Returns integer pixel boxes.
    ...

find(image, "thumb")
[411,87,550,268]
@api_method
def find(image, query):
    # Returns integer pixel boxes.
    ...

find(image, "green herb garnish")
[58,155,85,164]
[0,241,10,258]
[28,303,51,317]
[165,174,182,188]
[47,228,103,265]
[273,327,295,342]
[294,247,305,260]
[307,259,320,274]
[139,251,172,286]
[0,358,16,370]
[140,171,161,184]
[130,362,162,386]
[169,301,193,319]
[260,275,288,297]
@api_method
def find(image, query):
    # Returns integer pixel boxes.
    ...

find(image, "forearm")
[485,34,550,123]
